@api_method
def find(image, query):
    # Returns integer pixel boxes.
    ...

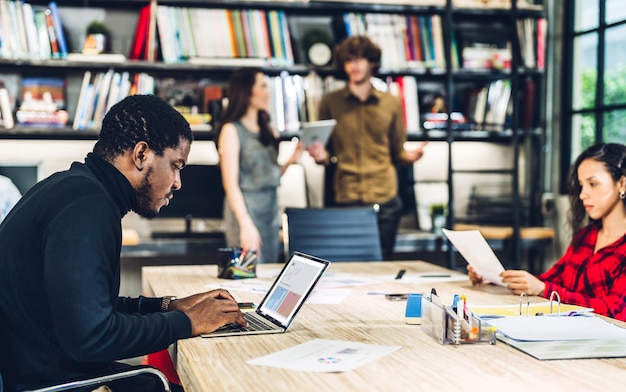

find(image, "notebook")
[202,251,330,337]
[299,119,336,148]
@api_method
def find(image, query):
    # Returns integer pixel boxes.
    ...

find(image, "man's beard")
[134,167,159,219]
[352,74,370,85]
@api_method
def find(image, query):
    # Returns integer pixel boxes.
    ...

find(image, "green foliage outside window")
[579,65,626,148]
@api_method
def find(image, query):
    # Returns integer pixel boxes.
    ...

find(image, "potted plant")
[82,20,110,54]
[429,203,447,234]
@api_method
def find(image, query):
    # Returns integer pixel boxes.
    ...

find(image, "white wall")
[1,138,520,236]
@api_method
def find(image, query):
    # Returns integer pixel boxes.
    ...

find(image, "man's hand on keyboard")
[182,289,248,335]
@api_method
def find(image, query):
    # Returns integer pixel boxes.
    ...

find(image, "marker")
[452,294,460,310]
[395,269,406,280]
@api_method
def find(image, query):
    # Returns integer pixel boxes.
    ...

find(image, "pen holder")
[216,247,257,279]
[421,296,496,345]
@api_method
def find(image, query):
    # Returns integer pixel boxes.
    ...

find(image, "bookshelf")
[0,0,548,264]
[442,0,548,270]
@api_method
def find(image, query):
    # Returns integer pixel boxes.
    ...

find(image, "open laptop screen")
[256,252,329,327]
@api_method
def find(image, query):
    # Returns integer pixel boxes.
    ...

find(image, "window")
[561,0,626,191]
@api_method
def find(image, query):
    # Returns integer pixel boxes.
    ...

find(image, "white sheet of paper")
[246,339,401,372]
[206,279,272,294]
[381,272,469,284]
[318,272,382,287]
[441,229,506,286]
[487,315,626,341]
[306,288,352,304]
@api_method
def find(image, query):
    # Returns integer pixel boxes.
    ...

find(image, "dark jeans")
[338,196,403,261]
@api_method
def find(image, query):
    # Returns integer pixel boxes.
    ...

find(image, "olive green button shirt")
[319,86,412,204]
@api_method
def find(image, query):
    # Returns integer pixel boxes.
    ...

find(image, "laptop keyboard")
[219,312,275,332]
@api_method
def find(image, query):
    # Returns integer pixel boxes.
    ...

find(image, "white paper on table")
[487,315,626,341]
[246,339,401,372]
[206,279,272,294]
[441,229,506,286]
[318,272,383,287]
[380,272,469,284]
[307,288,352,304]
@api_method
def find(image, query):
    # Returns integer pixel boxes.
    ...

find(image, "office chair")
[0,365,170,392]
[282,206,382,262]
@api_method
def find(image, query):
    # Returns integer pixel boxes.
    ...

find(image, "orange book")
[410,16,423,63]
[225,9,238,57]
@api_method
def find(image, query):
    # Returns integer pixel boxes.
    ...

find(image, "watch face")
[308,42,332,66]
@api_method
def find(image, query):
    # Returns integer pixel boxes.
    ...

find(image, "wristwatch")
[161,296,177,312]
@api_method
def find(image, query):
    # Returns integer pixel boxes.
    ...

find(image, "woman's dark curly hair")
[567,142,626,233]
[93,94,193,162]
[333,35,382,74]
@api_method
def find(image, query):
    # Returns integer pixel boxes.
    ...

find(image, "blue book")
[48,1,67,58]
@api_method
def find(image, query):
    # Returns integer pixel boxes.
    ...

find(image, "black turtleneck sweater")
[0,154,191,391]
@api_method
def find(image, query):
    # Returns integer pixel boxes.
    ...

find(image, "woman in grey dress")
[216,68,302,263]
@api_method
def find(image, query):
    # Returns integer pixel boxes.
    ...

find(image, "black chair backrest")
[283,207,382,262]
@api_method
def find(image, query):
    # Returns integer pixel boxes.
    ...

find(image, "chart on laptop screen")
[263,257,324,320]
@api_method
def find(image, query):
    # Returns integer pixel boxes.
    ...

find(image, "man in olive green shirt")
[308,36,427,260]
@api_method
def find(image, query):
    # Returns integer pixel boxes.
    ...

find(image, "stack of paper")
[484,315,626,360]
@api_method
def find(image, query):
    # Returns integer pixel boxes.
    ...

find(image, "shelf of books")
[0,0,545,141]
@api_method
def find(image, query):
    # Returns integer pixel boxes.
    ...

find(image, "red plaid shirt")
[539,223,626,321]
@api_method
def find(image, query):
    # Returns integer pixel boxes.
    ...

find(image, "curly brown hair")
[333,35,382,73]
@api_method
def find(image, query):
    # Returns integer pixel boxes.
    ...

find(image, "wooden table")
[142,261,626,391]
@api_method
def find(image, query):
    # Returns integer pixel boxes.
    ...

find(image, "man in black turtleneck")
[0,95,247,392]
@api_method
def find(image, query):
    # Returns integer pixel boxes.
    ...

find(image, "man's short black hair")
[93,94,193,162]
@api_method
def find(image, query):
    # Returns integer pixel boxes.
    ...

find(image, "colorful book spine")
[225,9,238,57]
[35,10,51,59]
[411,16,423,63]
[129,4,151,60]
[0,88,14,129]
[269,10,286,61]
[232,9,247,58]
[44,9,59,58]
[278,10,294,64]
[47,1,67,58]
[258,10,272,60]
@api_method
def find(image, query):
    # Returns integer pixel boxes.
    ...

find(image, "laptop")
[202,251,330,337]
[299,119,336,148]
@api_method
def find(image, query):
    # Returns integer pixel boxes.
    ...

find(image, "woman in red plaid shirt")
[468,142,626,321]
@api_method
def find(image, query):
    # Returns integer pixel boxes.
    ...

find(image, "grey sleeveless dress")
[222,121,281,263]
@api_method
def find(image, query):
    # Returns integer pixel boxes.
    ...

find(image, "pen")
[240,250,257,269]
[395,269,406,280]
[419,274,452,278]
[239,247,248,266]
[452,294,460,310]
